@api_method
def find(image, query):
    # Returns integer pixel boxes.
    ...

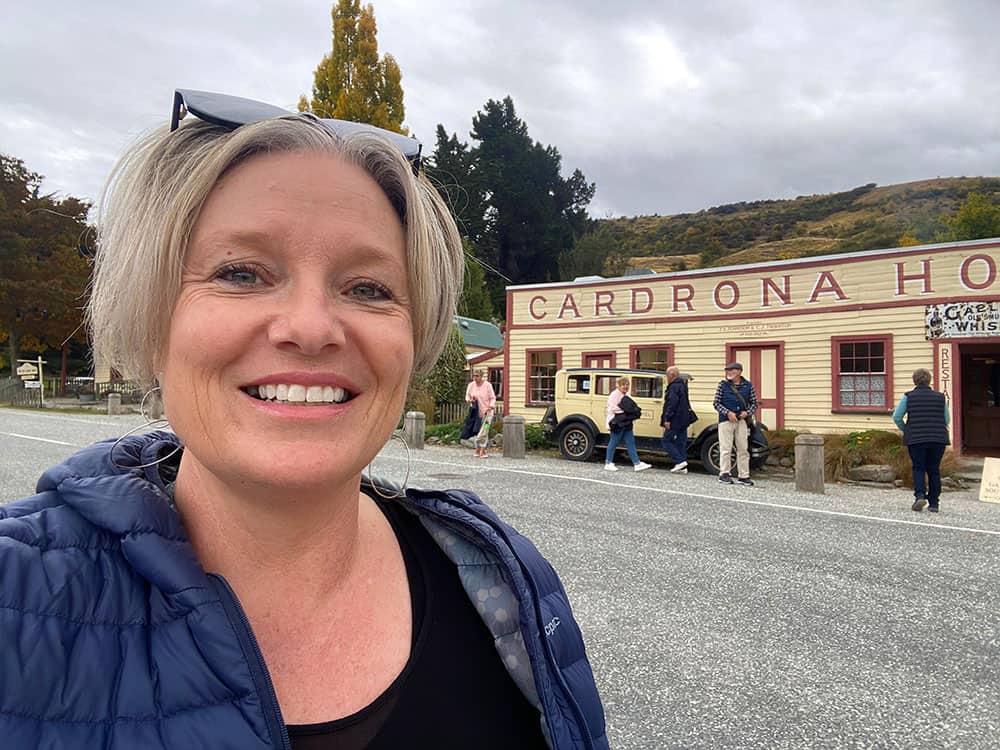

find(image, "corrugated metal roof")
[454,315,504,350]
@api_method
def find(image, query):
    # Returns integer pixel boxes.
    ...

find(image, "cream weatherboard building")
[502,238,1000,456]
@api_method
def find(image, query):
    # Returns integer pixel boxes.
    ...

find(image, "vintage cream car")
[541,368,770,473]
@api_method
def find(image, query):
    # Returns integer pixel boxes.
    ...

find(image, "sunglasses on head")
[170,89,422,173]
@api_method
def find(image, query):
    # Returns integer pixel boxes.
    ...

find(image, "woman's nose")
[267,286,345,355]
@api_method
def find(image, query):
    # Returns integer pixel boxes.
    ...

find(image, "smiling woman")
[0,90,607,749]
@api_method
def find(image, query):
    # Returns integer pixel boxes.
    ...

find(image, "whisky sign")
[925,302,1000,339]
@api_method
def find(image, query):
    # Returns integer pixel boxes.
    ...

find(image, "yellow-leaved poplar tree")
[298,0,407,134]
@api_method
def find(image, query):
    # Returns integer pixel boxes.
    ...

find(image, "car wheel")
[700,435,722,474]
[559,424,595,461]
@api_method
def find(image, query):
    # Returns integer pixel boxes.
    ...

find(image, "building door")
[958,343,1000,454]
[727,343,784,429]
[583,351,616,368]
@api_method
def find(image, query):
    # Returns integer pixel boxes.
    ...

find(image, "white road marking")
[0,408,132,428]
[393,453,1000,538]
[0,431,81,447]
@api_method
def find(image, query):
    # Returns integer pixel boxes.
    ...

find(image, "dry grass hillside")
[603,176,1000,272]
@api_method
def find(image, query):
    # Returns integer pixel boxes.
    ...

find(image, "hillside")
[598,177,1000,273]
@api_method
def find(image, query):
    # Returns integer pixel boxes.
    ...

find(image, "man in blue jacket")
[712,362,758,486]
[660,366,692,473]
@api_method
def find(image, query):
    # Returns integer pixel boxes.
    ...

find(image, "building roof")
[454,315,504,350]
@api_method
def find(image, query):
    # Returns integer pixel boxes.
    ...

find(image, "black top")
[610,394,642,433]
[286,497,547,749]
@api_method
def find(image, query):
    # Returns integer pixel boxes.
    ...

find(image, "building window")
[488,367,504,399]
[832,335,893,410]
[582,351,616,368]
[527,349,560,404]
[630,345,673,372]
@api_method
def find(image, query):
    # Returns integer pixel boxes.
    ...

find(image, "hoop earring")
[109,387,183,470]
[364,432,411,500]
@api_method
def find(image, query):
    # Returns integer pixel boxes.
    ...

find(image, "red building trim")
[524,347,562,407]
[507,294,1000,331]
[581,350,617,367]
[829,334,894,413]
[487,366,504,405]
[468,347,503,366]
[503,290,512,415]
[939,335,1000,455]
[506,242,1000,296]
[628,344,675,370]
[724,340,785,429]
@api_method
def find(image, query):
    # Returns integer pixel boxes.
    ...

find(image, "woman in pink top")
[466,370,497,457]
[604,377,652,472]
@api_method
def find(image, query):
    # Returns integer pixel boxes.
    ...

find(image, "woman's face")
[158,150,412,493]
[618,382,629,393]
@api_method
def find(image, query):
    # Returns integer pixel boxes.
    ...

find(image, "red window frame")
[629,344,674,372]
[582,350,617,368]
[487,367,504,400]
[525,348,562,406]
[831,334,894,412]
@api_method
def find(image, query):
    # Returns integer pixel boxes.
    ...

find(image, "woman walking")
[604,377,652,472]
[893,368,951,513]
[466,369,496,457]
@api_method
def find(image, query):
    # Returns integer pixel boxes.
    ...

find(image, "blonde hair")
[617,377,630,387]
[88,115,463,386]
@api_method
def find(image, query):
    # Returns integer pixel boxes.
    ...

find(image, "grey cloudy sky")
[2,0,998,217]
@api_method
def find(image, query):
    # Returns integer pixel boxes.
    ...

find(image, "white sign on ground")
[980,457,1000,504]
[23,381,41,389]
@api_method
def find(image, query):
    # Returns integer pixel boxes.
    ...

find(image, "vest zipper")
[209,574,291,750]
[409,498,596,750]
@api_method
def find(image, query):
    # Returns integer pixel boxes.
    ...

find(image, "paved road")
[3,407,999,748]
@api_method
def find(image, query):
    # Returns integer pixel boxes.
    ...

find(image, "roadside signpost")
[16,357,46,404]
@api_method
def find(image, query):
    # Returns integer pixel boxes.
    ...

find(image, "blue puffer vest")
[902,385,950,446]
[0,432,607,749]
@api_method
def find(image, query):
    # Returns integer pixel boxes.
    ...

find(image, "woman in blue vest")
[0,90,607,749]
[893,368,951,513]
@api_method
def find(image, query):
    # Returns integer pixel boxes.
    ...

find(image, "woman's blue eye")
[351,282,391,300]
[217,265,261,286]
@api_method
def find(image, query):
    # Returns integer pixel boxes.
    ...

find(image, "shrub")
[425,421,463,444]
[524,423,549,450]
[764,428,798,459]
[423,420,550,451]
[765,428,959,487]
[405,377,437,423]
